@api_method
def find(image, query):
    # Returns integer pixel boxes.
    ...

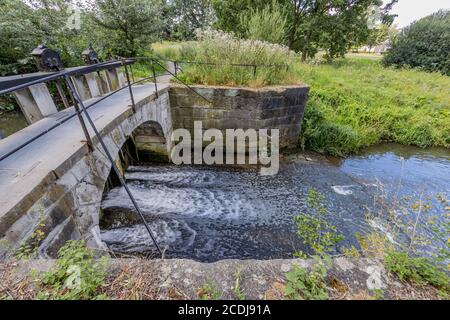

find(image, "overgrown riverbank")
[154,40,449,156]
[297,57,450,156]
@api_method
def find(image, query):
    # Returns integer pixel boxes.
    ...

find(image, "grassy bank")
[296,58,450,156]
[153,39,449,156]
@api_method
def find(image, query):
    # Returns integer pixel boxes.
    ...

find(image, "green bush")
[383,10,450,75]
[239,0,287,45]
[284,255,330,300]
[173,28,296,87]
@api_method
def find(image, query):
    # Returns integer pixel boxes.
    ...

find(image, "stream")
[100,144,450,262]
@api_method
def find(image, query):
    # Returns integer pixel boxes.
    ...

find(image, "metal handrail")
[0,59,134,95]
[0,62,154,162]
[155,56,289,69]
[0,57,165,256]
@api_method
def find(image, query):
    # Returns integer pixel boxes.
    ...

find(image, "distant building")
[360,40,391,54]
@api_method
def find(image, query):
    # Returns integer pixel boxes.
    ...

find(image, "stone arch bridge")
[0,60,309,259]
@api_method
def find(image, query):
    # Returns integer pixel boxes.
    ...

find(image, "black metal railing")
[0,57,170,255]
[155,57,290,76]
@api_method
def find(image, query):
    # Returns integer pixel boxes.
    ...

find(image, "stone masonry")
[169,84,310,149]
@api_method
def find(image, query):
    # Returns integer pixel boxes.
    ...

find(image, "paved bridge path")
[0,83,169,219]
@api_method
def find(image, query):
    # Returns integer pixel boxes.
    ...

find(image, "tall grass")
[156,29,297,87]
[153,38,449,155]
[297,58,450,155]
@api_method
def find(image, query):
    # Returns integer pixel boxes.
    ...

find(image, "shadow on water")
[100,144,449,262]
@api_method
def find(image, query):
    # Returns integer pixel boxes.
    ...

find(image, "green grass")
[297,58,450,156]
[153,40,449,156]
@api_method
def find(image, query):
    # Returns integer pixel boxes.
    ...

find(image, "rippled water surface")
[101,144,449,262]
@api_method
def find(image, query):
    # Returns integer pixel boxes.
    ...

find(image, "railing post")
[55,80,71,109]
[123,60,136,112]
[174,61,178,76]
[151,59,159,98]
[129,64,135,83]
[253,65,257,78]
[64,76,93,151]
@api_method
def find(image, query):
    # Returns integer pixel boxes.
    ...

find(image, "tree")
[213,0,398,61]
[285,0,398,60]
[0,0,93,75]
[383,10,450,75]
[211,0,267,36]
[239,0,288,44]
[168,0,215,40]
[83,0,167,57]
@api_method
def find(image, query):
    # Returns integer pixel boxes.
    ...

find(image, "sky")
[388,0,450,27]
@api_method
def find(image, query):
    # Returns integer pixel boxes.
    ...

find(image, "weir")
[0,49,309,259]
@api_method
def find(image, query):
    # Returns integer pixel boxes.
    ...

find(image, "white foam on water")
[101,218,195,253]
[368,218,401,246]
[331,185,355,196]
[102,182,259,220]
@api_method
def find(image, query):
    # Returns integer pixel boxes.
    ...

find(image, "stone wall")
[169,84,309,149]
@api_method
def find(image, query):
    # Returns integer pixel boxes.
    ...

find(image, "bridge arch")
[0,87,172,259]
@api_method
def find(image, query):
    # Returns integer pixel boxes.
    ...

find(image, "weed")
[197,281,221,300]
[385,250,449,295]
[233,269,246,300]
[284,255,331,300]
[342,246,361,259]
[15,207,46,260]
[372,288,385,300]
[37,240,108,300]
[294,189,344,258]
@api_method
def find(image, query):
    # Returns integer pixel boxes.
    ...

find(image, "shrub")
[301,103,363,157]
[383,10,450,75]
[284,255,330,300]
[174,28,296,87]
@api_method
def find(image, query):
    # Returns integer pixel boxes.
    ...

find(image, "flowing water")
[100,144,450,262]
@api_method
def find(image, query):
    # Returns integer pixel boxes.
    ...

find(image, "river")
[100,144,450,261]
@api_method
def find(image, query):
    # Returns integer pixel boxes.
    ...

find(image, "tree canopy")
[383,10,450,75]
[213,0,398,60]
[0,0,401,76]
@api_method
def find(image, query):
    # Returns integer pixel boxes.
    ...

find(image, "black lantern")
[31,44,64,71]
[82,46,100,65]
